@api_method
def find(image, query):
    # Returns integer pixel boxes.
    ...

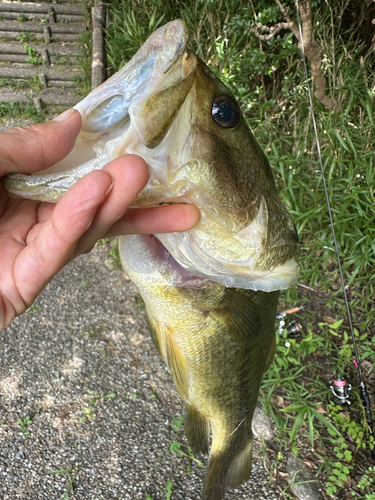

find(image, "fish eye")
[211,96,240,128]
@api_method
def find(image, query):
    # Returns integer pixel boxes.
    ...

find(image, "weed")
[0,76,42,91]
[327,403,374,452]
[47,463,82,500]
[172,414,183,432]
[165,479,173,500]
[17,415,32,438]
[75,20,92,95]
[79,391,116,422]
[24,43,44,65]
[27,304,41,313]
[135,293,145,309]
[17,33,38,44]
[170,441,204,472]
[170,414,204,473]
[109,238,122,269]
[0,101,46,123]
[357,466,375,499]
[325,436,354,495]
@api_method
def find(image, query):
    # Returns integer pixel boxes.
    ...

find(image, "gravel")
[0,242,280,500]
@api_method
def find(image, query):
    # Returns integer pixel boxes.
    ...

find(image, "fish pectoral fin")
[146,314,189,400]
[211,288,263,342]
[146,312,163,357]
[183,403,209,455]
[165,327,189,400]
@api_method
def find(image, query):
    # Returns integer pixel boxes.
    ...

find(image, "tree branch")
[251,0,338,111]
[252,22,295,41]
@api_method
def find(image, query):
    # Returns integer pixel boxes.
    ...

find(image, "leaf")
[289,410,306,442]
[165,479,173,500]
[103,393,116,399]
[310,408,341,436]
[330,319,344,330]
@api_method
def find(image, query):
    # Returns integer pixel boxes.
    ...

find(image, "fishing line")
[294,0,375,457]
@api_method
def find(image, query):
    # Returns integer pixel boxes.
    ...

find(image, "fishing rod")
[294,0,375,458]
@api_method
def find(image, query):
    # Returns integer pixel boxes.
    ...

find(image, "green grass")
[47,463,82,500]
[0,101,46,123]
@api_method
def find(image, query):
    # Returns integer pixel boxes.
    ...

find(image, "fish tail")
[183,403,209,455]
[202,422,254,500]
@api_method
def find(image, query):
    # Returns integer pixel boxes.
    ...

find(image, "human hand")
[0,109,200,329]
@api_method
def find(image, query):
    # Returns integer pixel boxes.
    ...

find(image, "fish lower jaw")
[120,234,299,293]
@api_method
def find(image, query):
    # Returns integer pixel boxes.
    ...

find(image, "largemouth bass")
[3,20,299,499]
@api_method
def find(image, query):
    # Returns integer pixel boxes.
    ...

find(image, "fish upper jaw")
[77,20,190,134]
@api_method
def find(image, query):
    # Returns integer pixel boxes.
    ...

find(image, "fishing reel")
[276,313,303,339]
[329,374,352,405]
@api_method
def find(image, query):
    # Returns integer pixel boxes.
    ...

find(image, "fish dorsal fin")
[211,289,263,343]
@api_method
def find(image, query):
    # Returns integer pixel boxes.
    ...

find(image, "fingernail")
[104,178,114,197]
[52,108,76,122]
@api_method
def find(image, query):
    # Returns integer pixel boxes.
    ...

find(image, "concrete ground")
[0,242,280,500]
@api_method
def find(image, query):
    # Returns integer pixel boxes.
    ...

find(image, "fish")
[2,19,300,499]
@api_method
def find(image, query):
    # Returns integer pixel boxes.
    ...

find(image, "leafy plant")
[327,403,374,452]
[0,101,46,122]
[170,441,204,472]
[172,414,183,432]
[17,415,32,438]
[165,479,173,500]
[325,437,353,495]
[357,466,375,499]
[23,43,44,65]
[17,33,38,44]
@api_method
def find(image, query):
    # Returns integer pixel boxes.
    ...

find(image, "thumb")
[0,108,82,177]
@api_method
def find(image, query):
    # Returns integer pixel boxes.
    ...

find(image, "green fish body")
[120,234,279,499]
